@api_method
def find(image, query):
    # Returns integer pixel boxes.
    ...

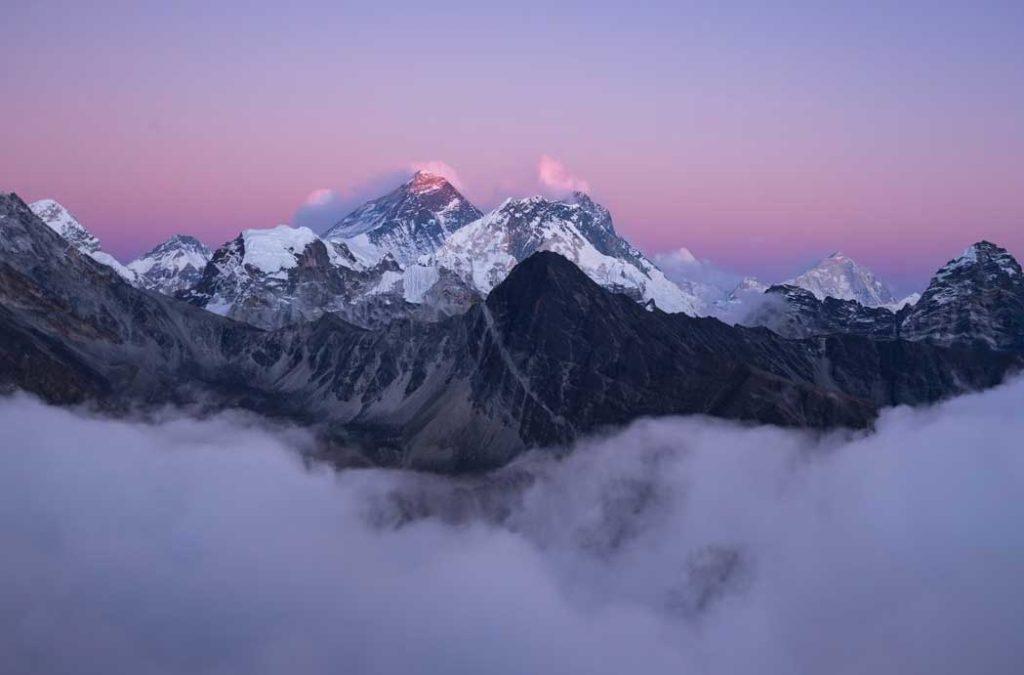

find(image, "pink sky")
[2,2,1022,291]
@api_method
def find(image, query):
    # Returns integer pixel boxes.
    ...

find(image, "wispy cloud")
[538,155,591,196]
[291,170,408,233]
[410,160,465,192]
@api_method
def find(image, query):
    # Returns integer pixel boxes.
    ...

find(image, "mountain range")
[746,242,1024,352]
[29,174,929,327]
[2,189,1021,472]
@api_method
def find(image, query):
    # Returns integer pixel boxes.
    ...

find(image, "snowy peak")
[481,195,639,264]
[181,223,474,328]
[406,170,451,195]
[899,241,1023,350]
[907,241,1022,316]
[127,234,212,294]
[786,251,896,307]
[566,191,615,235]
[29,198,101,254]
[239,225,321,274]
[934,241,1021,282]
[28,198,137,281]
[431,194,702,314]
[148,234,210,258]
[323,172,482,264]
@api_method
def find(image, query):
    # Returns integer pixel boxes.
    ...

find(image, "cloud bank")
[2,379,1023,674]
[652,246,743,293]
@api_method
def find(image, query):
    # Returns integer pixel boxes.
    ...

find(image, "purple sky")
[3,1,1023,292]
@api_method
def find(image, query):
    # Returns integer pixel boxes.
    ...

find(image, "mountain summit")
[900,241,1024,350]
[29,198,101,253]
[28,198,135,280]
[128,235,212,294]
[323,171,482,265]
[786,251,896,307]
[430,194,702,314]
[744,241,1024,352]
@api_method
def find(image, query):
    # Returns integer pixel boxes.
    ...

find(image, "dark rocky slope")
[0,192,1019,471]
[746,242,1024,353]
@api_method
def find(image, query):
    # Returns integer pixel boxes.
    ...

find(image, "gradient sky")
[3,1,1023,292]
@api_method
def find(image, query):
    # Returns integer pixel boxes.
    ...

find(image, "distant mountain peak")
[407,170,451,194]
[431,193,703,314]
[938,241,1021,279]
[785,251,896,307]
[901,240,1023,350]
[28,197,137,281]
[323,172,482,264]
[163,233,207,248]
[128,234,212,294]
[29,198,101,254]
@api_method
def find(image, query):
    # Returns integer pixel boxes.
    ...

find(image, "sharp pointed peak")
[406,170,453,193]
[163,233,204,245]
[822,250,852,263]
[29,197,76,218]
[963,240,1003,255]
[936,240,1020,277]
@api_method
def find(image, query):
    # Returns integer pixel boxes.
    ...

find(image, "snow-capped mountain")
[739,242,1024,351]
[181,224,477,328]
[725,277,769,302]
[900,241,1023,350]
[430,193,702,314]
[323,171,482,265]
[785,252,896,307]
[29,199,136,281]
[128,235,212,294]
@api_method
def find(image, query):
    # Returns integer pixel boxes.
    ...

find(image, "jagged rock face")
[901,242,1024,350]
[1,193,1020,473]
[181,225,479,329]
[0,193,258,407]
[747,242,1024,352]
[430,195,702,314]
[128,235,212,294]
[323,171,482,265]
[743,285,901,340]
[455,253,1017,458]
[786,252,896,307]
[183,226,399,328]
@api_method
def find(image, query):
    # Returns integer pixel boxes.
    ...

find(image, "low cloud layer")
[652,246,744,295]
[2,380,1023,674]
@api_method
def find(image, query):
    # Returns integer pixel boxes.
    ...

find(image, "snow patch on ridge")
[241,225,319,274]
[430,196,703,315]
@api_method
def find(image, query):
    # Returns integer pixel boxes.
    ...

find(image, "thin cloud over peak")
[538,155,591,196]
[410,160,465,192]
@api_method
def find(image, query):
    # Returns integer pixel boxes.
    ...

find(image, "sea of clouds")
[2,378,1023,675]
